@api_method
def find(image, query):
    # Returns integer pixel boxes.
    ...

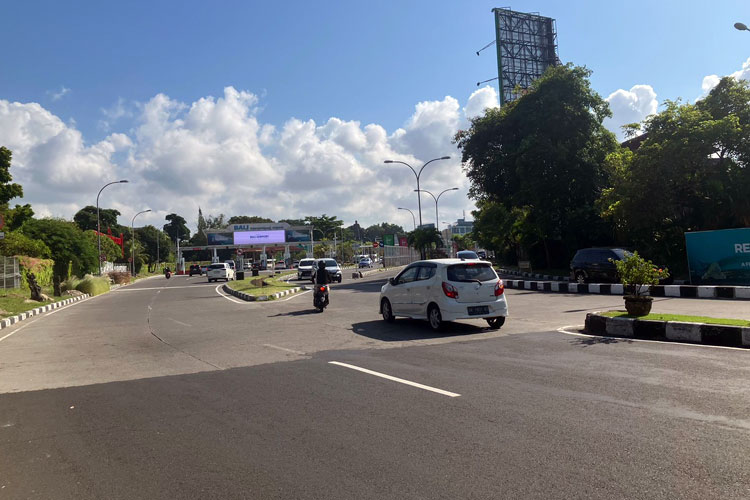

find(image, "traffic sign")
[373,242,379,248]
[236,248,243,255]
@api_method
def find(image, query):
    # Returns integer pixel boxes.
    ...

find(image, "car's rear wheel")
[381,298,395,322]
[575,271,586,284]
[427,304,443,331]
[486,317,505,329]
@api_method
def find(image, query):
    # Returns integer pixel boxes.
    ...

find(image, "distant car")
[379,259,508,331]
[291,260,300,269]
[275,261,287,270]
[200,265,208,274]
[297,258,316,280]
[224,260,236,270]
[243,261,253,270]
[457,250,479,260]
[207,262,235,282]
[189,264,202,276]
[311,258,343,283]
[358,257,373,268]
[570,247,673,285]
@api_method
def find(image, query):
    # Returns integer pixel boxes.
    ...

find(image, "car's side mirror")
[389,277,397,286]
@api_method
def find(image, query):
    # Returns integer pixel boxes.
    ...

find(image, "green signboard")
[685,228,750,285]
[383,234,395,247]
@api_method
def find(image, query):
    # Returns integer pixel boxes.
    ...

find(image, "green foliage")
[600,77,750,272]
[407,228,443,257]
[18,256,54,288]
[74,205,122,232]
[227,215,274,224]
[20,218,98,280]
[0,231,51,258]
[305,214,343,240]
[363,222,404,242]
[611,252,669,297]
[61,276,82,293]
[455,64,617,266]
[0,146,24,205]
[135,225,171,264]
[84,230,121,261]
[452,233,476,251]
[164,213,190,241]
[5,203,34,231]
[74,274,110,296]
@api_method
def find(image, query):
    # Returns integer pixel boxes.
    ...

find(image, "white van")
[207,262,235,282]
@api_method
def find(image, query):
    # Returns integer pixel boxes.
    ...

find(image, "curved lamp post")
[414,187,459,230]
[397,207,417,231]
[131,209,151,276]
[735,22,749,31]
[97,180,128,275]
[383,156,450,228]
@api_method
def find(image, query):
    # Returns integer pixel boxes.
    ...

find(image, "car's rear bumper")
[438,297,508,321]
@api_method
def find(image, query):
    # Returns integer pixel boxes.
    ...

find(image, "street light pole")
[384,156,450,228]
[131,209,151,276]
[414,187,459,231]
[96,179,128,275]
[398,207,417,231]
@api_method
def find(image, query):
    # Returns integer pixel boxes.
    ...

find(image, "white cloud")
[701,56,750,95]
[604,84,658,140]
[464,86,499,119]
[48,86,70,101]
[0,87,480,232]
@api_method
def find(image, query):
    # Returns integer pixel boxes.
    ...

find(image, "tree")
[84,230,121,262]
[21,218,98,291]
[136,225,173,266]
[407,228,443,258]
[163,213,190,241]
[0,147,23,206]
[363,222,405,242]
[455,64,618,267]
[0,231,51,258]
[305,214,343,240]
[279,218,306,226]
[74,205,122,232]
[600,77,750,272]
[5,203,34,231]
[227,215,274,224]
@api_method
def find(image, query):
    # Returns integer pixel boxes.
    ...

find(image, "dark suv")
[570,248,630,284]
[189,264,202,276]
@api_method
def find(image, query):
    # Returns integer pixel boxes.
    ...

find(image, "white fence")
[0,256,20,290]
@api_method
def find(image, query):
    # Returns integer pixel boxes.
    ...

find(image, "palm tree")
[407,228,443,259]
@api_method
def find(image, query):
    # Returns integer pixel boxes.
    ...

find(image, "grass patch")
[601,310,750,327]
[226,271,298,297]
[0,287,56,318]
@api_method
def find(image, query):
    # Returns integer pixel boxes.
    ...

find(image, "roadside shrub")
[108,271,132,285]
[74,274,110,296]
[61,277,82,292]
[611,252,670,296]
[18,256,54,289]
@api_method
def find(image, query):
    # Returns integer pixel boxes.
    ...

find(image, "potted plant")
[610,252,670,316]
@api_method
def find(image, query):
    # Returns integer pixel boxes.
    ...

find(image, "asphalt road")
[1,271,749,499]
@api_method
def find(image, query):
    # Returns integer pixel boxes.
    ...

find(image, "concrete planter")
[623,295,653,316]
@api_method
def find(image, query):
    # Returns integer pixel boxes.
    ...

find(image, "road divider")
[222,283,307,302]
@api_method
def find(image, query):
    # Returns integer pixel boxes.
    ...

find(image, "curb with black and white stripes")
[222,284,306,302]
[503,279,750,300]
[585,312,750,348]
[0,294,90,329]
[497,268,571,282]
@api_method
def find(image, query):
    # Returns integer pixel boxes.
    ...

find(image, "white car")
[297,258,316,280]
[207,262,235,282]
[379,259,508,331]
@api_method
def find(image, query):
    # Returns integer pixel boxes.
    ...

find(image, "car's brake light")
[442,282,459,299]
[494,280,505,296]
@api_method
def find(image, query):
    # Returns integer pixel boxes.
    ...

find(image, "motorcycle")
[165,270,172,279]
[313,284,329,312]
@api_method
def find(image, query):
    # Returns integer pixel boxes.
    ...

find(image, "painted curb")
[584,312,750,348]
[0,294,91,330]
[503,278,750,301]
[222,284,306,302]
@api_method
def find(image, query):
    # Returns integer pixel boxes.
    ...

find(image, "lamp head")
[384,160,394,164]
[440,156,450,160]
[735,22,749,31]
[119,179,129,183]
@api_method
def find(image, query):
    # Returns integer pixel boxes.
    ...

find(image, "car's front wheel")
[427,304,443,332]
[486,317,505,330]
[381,298,395,323]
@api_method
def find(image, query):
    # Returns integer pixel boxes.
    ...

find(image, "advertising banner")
[685,228,750,285]
[285,229,311,242]
[399,236,408,247]
[383,234,395,246]
[234,230,286,245]
[207,232,234,245]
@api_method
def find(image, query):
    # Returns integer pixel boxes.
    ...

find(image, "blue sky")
[1,0,749,229]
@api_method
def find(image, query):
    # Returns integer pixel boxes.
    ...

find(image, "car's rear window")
[447,263,497,282]
[300,260,314,266]
[457,251,479,259]
[209,264,225,270]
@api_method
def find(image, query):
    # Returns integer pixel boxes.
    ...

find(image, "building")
[447,218,473,236]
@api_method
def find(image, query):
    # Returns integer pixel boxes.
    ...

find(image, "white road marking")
[328,361,461,398]
[263,344,307,355]
[557,325,750,352]
[0,318,39,343]
[169,318,192,327]
[275,289,312,302]
[214,284,246,304]
[116,284,216,291]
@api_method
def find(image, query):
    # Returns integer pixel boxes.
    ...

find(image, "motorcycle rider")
[314,260,330,308]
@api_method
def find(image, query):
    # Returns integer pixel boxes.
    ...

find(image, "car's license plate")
[467,306,489,315]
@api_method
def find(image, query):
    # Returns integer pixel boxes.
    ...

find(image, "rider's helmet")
[318,260,326,269]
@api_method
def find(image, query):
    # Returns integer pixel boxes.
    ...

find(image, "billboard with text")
[233,230,286,245]
[685,228,750,285]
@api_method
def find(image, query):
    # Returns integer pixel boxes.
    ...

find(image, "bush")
[108,271,132,285]
[0,232,51,258]
[61,277,82,293]
[74,274,110,296]
[611,252,669,296]
[17,256,54,289]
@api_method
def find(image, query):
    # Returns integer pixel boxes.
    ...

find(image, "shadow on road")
[350,319,486,342]
[268,309,322,317]
[570,335,634,347]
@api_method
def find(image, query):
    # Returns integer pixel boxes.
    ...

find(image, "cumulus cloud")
[0,87,479,231]
[464,86,499,119]
[47,86,70,101]
[701,56,750,95]
[604,84,658,140]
